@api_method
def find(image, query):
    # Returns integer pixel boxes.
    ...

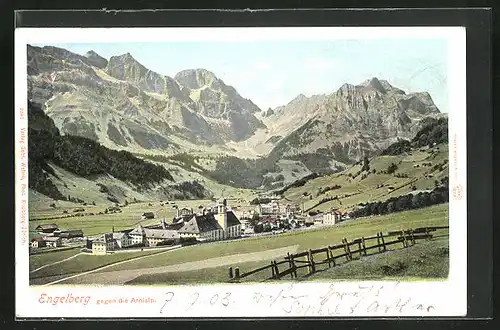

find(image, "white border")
[15,26,467,318]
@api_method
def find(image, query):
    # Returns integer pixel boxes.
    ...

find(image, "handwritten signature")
[158,282,435,316]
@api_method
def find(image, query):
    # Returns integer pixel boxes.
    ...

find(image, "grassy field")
[126,234,449,285]
[99,203,448,274]
[283,143,448,213]
[29,248,82,272]
[29,204,448,283]
[306,235,449,281]
[29,249,165,279]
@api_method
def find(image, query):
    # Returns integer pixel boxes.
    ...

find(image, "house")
[35,224,59,234]
[112,232,132,249]
[323,210,342,226]
[58,229,84,239]
[260,217,282,230]
[129,225,147,246]
[92,233,115,255]
[141,212,155,220]
[44,236,62,248]
[177,207,193,218]
[30,237,46,248]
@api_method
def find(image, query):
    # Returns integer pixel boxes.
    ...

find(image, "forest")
[349,179,449,218]
[28,101,174,200]
[381,117,448,156]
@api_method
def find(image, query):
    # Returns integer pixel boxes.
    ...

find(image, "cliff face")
[27,44,444,183]
[263,77,442,167]
[27,45,265,153]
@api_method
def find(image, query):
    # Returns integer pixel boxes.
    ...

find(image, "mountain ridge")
[27,44,445,190]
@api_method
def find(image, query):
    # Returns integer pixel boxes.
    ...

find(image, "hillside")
[277,118,449,214]
[28,101,213,205]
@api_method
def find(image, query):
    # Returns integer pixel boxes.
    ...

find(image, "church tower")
[215,198,228,231]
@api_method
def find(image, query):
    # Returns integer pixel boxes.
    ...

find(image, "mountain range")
[27,44,445,193]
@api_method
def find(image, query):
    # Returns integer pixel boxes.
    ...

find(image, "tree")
[387,163,398,174]
[361,156,370,172]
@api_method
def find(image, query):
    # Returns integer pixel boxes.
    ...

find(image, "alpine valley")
[27,44,446,204]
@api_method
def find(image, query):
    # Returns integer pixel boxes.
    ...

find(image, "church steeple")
[215,198,228,231]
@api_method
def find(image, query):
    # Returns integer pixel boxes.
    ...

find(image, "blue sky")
[37,39,448,112]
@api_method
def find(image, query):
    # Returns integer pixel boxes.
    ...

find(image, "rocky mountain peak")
[174,68,221,90]
[84,50,108,69]
[288,93,307,105]
[359,77,386,93]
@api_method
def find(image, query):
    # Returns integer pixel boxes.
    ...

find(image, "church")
[168,198,242,242]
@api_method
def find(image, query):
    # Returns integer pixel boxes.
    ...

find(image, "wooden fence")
[228,225,449,282]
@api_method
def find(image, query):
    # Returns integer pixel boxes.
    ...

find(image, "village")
[30,198,351,256]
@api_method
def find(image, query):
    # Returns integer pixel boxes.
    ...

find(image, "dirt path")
[44,245,299,286]
[30,252,83,274]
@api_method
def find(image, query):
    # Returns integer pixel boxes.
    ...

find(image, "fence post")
[347,240,353,260]
[361,237,367,256]
[380,232,387,252]
[376,233,381,252]
[403,230,409,248]
[330,246,336,266]
[228,267,233,279]
[342,238,349,261]
[287,252,294,278]
[425,227,430,240]
[410,229,416,245]
[271,261,275,279]
[292,256,297,278]
[234,267,240,281]
[273,260,281,280]
[326,249,331,267]
[308,249,316,274]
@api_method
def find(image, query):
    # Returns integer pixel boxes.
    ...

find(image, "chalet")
[92,233,114,255]
[141,212,155,220]
[58,229,84,239]
[107,206,122,213]
[35,224,59,234]
[44,236,62,248]
[30,237,46,248]
[259,217,282,230]
[176,207,193,218]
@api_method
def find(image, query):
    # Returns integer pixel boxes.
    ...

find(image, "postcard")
[15,26,467,318]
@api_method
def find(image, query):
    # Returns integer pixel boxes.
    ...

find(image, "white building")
[323,210,342,226]
[112,232,132,249]
[43,236,62,248]
[92,233,114,255]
